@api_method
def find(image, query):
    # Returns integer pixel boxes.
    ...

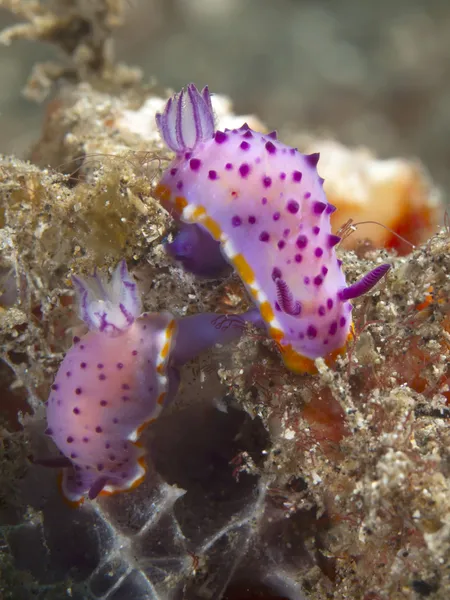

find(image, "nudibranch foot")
[60,441,147,504]
[166,222,229,277]
[33,455,73,469]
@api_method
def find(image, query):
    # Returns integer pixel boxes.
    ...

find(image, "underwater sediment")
[0,2,449,599]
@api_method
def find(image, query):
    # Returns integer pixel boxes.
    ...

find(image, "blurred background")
[1,0,450,196]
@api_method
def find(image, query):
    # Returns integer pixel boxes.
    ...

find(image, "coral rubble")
[0,2,449,600]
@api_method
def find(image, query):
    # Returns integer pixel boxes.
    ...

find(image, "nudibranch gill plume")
[154,84,391,373]
[44,261,261,504]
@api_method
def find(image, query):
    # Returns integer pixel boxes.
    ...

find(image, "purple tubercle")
[338,264,391,301]
[305,153,320,167]
[155,83,215,153]
[327,234,341,249]
[72,260,141,335]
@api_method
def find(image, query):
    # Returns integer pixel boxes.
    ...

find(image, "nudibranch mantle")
[155,84,391,373]
[46,261,261,504]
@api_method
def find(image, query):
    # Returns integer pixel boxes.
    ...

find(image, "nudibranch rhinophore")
[44,261,261,504]
[154,84,391,373]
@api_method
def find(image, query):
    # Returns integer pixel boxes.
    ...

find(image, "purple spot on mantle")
[189,158,201,171]
[232,215,242,227]
[287,200,299,214]
[239,163,250,178]
[329,322,338,336]
[296,235,308,249]
[259,231,270,242]
[307,325,318,339]
[292,171,302,182]
[314,275,323,286]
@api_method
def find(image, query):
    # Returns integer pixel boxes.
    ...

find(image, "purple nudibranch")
[154,83,391,373]
[45,261,261,504]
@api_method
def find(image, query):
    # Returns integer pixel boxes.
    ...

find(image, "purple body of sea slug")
[44,260,260,504]
[154,84,391,373]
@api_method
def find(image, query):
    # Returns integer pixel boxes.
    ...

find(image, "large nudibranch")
[45,261,261,504]
[154,84,391,373]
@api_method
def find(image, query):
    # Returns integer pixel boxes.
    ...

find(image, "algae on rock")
[0,1,449,599]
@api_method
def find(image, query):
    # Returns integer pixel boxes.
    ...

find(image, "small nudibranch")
[45,260,261,504]
[154,84,391,373]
